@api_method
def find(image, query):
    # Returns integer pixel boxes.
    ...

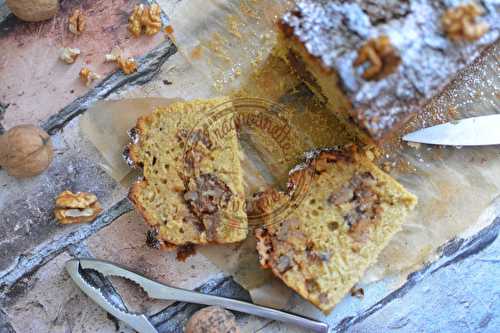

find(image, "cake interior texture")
[254,146,417,313]
[275,0,499,141]
[127,99,248,248]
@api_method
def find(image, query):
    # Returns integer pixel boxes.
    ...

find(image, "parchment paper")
[80,0,500,310]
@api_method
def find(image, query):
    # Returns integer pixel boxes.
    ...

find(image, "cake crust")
[278,0,499,140]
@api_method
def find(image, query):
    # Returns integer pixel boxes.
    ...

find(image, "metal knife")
[66,258,330,333]
[402,114,500,146]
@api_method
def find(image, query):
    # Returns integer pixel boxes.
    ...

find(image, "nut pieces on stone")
[6,0,59,22]
[0,125,53,178]
[79,67,101,86]
[353,36,401,80]
[104,47,138,75]
[59,47,81,64]
[55,191,103,224]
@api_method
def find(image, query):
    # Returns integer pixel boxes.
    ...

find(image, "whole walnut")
[0,125,54,178]
[185,306,240,333]
[6,0,59,22]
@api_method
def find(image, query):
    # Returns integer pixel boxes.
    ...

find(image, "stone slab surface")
[0,0,165,128]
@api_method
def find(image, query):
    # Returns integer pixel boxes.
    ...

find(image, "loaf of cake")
[275,0,499,141]
[253,146,417,313]
[126,99,248,248]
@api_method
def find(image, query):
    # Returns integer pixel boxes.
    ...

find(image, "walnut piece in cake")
[442,2,489,42]
[253,146,417,313]
[55,191,102,224]
[353,36,401,80]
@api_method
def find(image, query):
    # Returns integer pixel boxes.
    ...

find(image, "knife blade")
[402,114,500,146]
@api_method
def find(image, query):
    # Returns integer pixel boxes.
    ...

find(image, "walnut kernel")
[59,47,80,64]
[353,36,401,80]
[69,9,85,35]
[79,67,101,86]
[104,47,138,75]
[55,190,102,224]
[0,125,53,178]
[442,3,489,42]
[128,4,162,37]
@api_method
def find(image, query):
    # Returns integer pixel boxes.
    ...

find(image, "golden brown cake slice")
[275,0,499,141]
[253,146,417,313]
[126,99,247,248]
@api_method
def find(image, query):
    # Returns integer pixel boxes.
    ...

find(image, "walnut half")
[68,9,85,35]
[128,4,162,37]
[353,36,401,81]
[55,190,102,224]
[442,3,489,42]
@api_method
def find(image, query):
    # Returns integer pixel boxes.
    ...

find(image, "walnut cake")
[275,0,499,141]
[253,146,417,313]
[126,99,248,249]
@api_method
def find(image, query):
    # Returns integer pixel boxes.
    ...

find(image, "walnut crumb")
[79,67,101,86]
[68,9,85,35]
[59,47,80,64]
[128,4,162,37]
[104,47,138,75]
[442,3,489,42]
[55,190,102,224]
[353,36,401,80]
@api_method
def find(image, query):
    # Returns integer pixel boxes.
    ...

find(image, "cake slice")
[126,99,248,248]
[275,0,499,141]
[253,146,417,313]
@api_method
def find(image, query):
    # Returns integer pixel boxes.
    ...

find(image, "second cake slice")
[127,99,248,248]
[253,146,417,313]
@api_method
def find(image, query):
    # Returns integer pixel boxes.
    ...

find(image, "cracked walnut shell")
[353,36,401,80]
[69,9,85,35]
[55,191,102,224]
[442,3,489,42]
[128,4,162,37]
[0,125,53,178]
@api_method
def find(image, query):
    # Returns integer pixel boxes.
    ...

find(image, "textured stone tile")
[0,117,126,274]
[0,0,165,128]
[85,210,224,313]
[3,252,117,333]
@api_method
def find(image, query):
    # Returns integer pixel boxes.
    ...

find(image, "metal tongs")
[66,258,329,333]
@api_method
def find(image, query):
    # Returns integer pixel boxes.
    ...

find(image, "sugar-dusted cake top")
[281,0,499,139]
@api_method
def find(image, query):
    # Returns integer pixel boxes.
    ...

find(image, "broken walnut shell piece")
[353,36,401,80]
[55,190,102,224]
[442,3,489,42]
[68,9,85,35]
